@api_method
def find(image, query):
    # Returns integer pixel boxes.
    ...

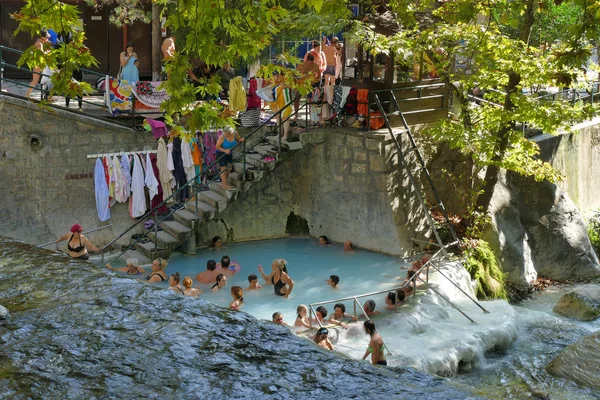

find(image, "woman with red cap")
[55,224,100,260]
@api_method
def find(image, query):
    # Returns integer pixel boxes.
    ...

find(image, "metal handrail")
[99,93,306,260]
[37,224,113,247]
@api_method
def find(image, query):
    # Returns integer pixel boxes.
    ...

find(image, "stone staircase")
[123,135,302,264]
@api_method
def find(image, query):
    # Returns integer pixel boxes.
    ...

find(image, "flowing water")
[0,237,475,399]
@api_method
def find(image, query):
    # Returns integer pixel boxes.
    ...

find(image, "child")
[229,286,244,310]
[247,273,262,290]
[326,275,340,289]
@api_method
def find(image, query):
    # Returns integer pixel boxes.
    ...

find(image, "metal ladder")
[372,90,459,254]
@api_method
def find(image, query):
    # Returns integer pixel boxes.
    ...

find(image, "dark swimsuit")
[68,235,89,260]
[147,273,165,282]
[272,274,286,296]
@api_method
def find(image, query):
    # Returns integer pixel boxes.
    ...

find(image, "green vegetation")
[463,239,508,300]
[587,210,600,253]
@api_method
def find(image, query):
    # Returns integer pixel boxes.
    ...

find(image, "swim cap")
[70,224,82,233]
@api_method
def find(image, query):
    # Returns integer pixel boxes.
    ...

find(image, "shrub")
[462,239,508,300]
[587,210,600,253]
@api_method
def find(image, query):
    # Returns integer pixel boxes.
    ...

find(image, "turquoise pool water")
[161,237,408,323]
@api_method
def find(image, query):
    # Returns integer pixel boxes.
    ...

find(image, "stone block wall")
[211,128,428,256]
[0,96,157,246]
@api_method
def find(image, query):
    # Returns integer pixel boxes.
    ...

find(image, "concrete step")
[161,220,192,241]
[148,229,178,249]
[173,208,201,229]
[252,144,279,157]
[184,200,217,219]
[227,171,246,190]
[243,153,267,169]
[265,136,303,151]
[124,249,151,265]
[197,190,228,211]
[209,181,239,199]
[135,241,165,260]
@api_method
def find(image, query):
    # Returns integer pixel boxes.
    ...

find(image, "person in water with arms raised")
[258,259,294,298]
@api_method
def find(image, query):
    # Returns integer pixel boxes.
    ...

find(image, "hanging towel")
[357,89,369,115]
[271,86,293,119]
[130,154,147,218]
[247,78,261,108]
[229,76,247,112]
[344,87,358,115]
[113,155,128,203]
[94,158,111,222]
[340,86,352,110]
[172,137,189,201]
[324,85,335,105]
[120,154,132,192]
[332,85,344,113]
[256,85,275,102]
[167,141,176,188]
[157,138,174,201]
[150,154,167,215]
[107,156,117,207]
[145,152,159,201]
[181,139,196,182]
[191,140,202,166]
[146,118,168,138]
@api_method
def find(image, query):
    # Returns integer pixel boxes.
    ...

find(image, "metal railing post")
[131,96,136,128]
[195,179,199,217]
[153,219,158,250]
[278,115,282,149]
[0,46,3,92]
[243,140,247,182]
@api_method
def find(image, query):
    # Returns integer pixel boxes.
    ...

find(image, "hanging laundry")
[344,87,359,115]
[150,154,167,215]
[229,76,247,112]
[157,138,174,201]
[203,130,218,176]
[181,139,195,182]
[332,85,343,114]
[357,89,369,115]
[146,118,168,139]
[172,137,189,202]
[340,86,352,110]
[94,158,111,222]
[145,152,159,201]
[107,155,117,207]
[120,153,132,192]
[271,86,293,119]
[247,78,261,108]
[113,155,128,203]
[130,153,147,218]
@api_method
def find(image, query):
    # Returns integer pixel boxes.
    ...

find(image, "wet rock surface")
[553,284,600,321]
[546,331,600,391]
[0,237,476,399]
[0,305,9,320]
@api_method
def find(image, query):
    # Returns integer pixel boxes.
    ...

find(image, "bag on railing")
[369,111,385,130]
[239,107,260,127]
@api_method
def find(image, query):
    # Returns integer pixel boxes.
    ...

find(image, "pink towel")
[147,118,168,138]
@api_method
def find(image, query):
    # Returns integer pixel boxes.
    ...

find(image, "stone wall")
[0,96,157,247]
[535,117,600,215]
[209,128,428,256]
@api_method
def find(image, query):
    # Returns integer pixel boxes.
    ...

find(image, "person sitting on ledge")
[211,274,227,292]
[196,259,218,284]
[55,224,100,260]
[326,275,340,289]
[105,258,145,275]
[247,274,262,290]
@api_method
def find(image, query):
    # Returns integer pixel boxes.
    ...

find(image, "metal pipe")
[419,276,476,323]
[429,263,490,313]
[243,140,247,182]
[39,224,113,247]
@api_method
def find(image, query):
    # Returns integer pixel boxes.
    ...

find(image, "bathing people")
[105,258,145,275]
[215,126,245,190]
[212,236,223,249]
[343,240,354,252]
[313,327,334,351]
[146,258,168,283]
[182,276,201,297]
[26,30,51,99]
[385,290,405,310]
[272,311,289,327]
[229,286,244,310]
[330,303,357,326]
[211,274,227,292]
[247,274,262,290]
[258,259,294,298]
[169,272,185,294]
[303,40,326,77]
[362,320,387,366]
[318,235,329,245]
[295,304,311,330]
[56,224,100,260]
[326,275,340,288]
[195,259,218,284]
[362,300,380,318]
[120,43,139,83]
[322,36,339,86]
[217,255,238,274]
[315,306,328,326]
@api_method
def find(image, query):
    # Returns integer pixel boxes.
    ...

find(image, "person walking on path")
[215,126,244,190]
[26,31,52,99]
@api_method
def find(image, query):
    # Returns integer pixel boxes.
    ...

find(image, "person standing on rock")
[55,224,100,260]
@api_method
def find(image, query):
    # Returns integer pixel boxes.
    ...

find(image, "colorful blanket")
[104,77,167,117]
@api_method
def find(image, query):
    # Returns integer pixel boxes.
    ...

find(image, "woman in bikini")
[55,224,100,260]
[146,258,168,283]
[168,272,185,294]
[210,274,227,292]
[229,286,244,310]
[257,259,294,298]
[362,320,387,366]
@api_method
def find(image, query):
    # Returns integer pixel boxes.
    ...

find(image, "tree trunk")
[151,3,162,81]
[475,0,536,211]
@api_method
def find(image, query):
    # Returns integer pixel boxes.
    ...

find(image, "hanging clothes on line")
[150,154,167,215]
[113,155,128,203]
[120,153,132,194]
[181,138,195,183]
[172,137,189,202]
[229,76,247,112]
[157,137,174,201]
[145,152,159,201]
[94,158,111,222]
[130,153,147,218]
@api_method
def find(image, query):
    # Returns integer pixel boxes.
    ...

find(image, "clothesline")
[87,150,157,159]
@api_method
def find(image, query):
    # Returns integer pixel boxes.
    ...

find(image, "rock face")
[546,331,600,391]
[553,284,600,320]
[483,171,600,286]
[0,304,9,320]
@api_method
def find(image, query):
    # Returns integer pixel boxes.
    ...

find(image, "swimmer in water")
[229,286,244,310]
[146,258,168,283]
[105,258,145,275]
[294,304,311,331]
[329,303,356,328]
[55,224,100,260]
[212,235,224,250]
[272,311,289,327]
[258,259,294,298]
[195,259,219,284]
[246,274,262,290]
[362,300,380,318]
[362,320,387,366]
[182,276,201,297]
[168,272,184,294]
[343,240,354,252]
[314,327,334,351]
[326,275,340,289]
[385,290,405,310]
[318,235,329,245]
[211,274,227,292]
